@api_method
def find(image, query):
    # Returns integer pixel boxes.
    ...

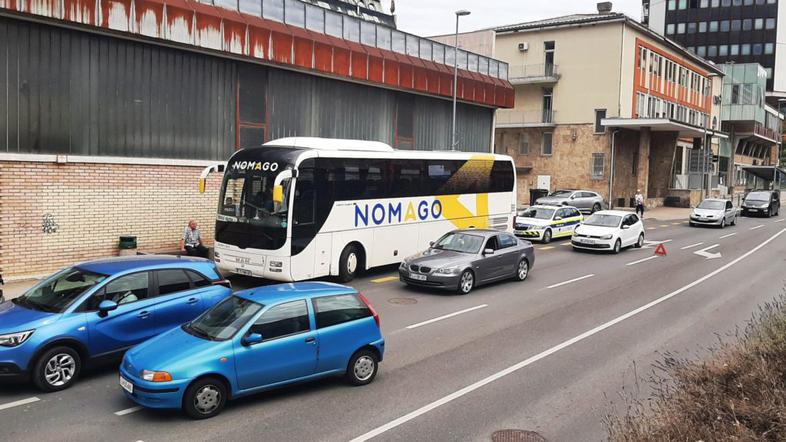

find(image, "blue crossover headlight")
[0,330,34,347]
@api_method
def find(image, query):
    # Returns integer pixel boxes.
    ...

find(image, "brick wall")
[0,160,223,280]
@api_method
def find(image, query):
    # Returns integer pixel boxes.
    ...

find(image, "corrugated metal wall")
[0,17,494,159]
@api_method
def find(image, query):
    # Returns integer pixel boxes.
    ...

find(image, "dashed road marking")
[348,227,786,442]
[671,222,682,225]
[371,276,399,283]
[646,227,657,230]
[775,219,785,223]
[406,305,488,330]
[561,242,572,246]
[626,256,658,266]
[546,274,594,289]
[114,406,143,416]
[538,246,555,250]
[659,224,669,228]
[750,225,765,231]
[720,232,737,239]
[680,242,704,250]
[0,397,39,412]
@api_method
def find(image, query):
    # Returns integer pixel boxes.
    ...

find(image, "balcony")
[507,64,560,85]
[496,109,557,128]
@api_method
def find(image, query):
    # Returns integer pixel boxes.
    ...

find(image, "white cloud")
[383,0,643,37]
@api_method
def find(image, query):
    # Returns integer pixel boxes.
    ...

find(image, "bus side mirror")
[273,185,284,204]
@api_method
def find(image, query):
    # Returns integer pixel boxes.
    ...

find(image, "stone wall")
[648,132,679,199]
[495,124,612,205]
[0,159,223,280]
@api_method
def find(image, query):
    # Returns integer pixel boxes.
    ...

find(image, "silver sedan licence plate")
[120,376,133,394]
[409,273,427,281]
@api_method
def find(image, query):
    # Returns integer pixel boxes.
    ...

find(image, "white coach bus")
[206,137,516,282]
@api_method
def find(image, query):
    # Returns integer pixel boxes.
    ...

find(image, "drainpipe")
[609,129,620,209]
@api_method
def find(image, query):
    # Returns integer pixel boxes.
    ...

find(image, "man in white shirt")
[634,190,645,218]
[180,220,208,258]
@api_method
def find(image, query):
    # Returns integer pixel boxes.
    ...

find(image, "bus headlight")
[269,261,283,268]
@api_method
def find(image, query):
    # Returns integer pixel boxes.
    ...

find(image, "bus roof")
[264,137,394,152]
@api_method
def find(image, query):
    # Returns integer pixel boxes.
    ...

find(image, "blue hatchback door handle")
[137,311,150,319]
[305,337,316,344]
[187,298,199,304]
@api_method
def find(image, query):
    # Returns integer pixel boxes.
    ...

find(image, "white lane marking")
[642,239,672,249]
[114,406,144,416]
[680,242,704,250]
[625,256,658,266]
[694,244,721,260]
[546,274,594,289]
[348,227,786,442]
[405,305,488,330]
[775,219,785,223]
[0,397,40,412]
[750,225,765,230]
[720,232,737,239]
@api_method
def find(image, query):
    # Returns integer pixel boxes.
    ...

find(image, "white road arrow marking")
[694,244,721,260]
[642,239,672,249]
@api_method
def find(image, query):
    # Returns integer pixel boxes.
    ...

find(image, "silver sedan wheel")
[353,355,375,381]
[194,385,222,415]
[44,353,76,387]
[459,271,474,294]
[517,260,529,280]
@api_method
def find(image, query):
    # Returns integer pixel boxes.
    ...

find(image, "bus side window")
[294,168,315,225]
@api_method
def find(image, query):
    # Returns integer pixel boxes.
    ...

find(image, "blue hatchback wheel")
[184,377,228,420]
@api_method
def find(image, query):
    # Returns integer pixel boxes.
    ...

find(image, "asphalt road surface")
[2,214,785,442]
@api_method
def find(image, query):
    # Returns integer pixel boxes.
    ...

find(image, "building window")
[699,21,707,32]
[722,0,731,5]
[731,85,740,104]
[756,0,765,4]
[595,109,607,134]
[765,68,773,79]
[766,18,776,29]
[668,0,677,9]
[709,20,718,32]
[667,23,675,34]
[731,20,741,31]
[743,19,752,31]
[679,0,688,8]
[677,23,686,33]
[744,0,753,4]
[541,133,553,156]
[741,44,751,55]
[730,44,739,56]
[712,0,720,5]
[708,45,718,57]
[733,0,742,4]
[592,153,605,179]
[720,20,730,32]
[753,43,763,55]
[701,0,709,6]
[755,18,764,30]
[697,46,707,56]
[688,22,697,33]
[765,43,775,54]
[518,134,530,155]
[719,45,728,56]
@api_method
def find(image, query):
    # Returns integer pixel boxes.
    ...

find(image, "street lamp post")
[451,9,470,151]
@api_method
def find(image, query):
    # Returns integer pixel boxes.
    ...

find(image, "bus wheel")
[339,244,361,282]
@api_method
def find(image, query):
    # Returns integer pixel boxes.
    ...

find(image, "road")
[1,214,785,442]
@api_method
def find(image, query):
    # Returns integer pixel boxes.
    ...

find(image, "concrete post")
[637,127,651,199]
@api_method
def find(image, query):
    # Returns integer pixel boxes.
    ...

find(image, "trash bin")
[529,188,549,205]
[118,235,137,256]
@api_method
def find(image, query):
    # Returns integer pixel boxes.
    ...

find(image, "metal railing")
[496,109,557,126]
[508,64,559,81]
[203,0,509,80]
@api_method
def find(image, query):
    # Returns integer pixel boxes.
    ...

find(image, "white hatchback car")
[571,210,645,253]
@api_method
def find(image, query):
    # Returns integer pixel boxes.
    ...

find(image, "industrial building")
[0,0,514,279]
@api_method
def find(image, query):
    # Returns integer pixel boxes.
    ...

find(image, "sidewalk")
[615,205,692,221]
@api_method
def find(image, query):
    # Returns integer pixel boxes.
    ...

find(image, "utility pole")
[451,9,470,151]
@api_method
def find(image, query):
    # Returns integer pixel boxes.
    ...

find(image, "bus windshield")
[218,174,292,227]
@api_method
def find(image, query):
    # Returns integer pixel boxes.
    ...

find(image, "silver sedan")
[535,189,605,214]
[399,229,535,295]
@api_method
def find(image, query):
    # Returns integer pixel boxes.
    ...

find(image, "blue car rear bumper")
[119,365,188,410]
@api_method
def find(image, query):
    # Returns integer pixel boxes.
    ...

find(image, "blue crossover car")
[119,282,384,419]
[0,256,231,391]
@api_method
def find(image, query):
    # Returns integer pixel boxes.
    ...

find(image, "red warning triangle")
[654,243,668,256]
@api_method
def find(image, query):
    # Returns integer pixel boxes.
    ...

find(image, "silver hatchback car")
[399,230,535,295]
[535,189,605,214]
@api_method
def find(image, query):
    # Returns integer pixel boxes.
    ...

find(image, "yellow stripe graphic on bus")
[435,154,495,229]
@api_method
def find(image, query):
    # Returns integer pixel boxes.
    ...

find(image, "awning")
[741,166,786,182]
[601,118,729,139]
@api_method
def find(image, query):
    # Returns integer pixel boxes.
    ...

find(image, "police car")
[514,205,584,243]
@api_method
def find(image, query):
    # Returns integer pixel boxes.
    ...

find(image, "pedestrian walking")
[635,190,645,218]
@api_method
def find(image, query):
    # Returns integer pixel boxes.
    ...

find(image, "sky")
[381,0,643,37]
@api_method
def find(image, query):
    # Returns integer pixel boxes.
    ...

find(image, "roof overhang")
[741,166,786,182]
[601,118,729,139]
[737,132,780,145]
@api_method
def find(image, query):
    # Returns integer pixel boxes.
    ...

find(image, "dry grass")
[605,293,786,441]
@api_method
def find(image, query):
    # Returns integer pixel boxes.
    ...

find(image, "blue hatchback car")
[119,282,384,419]
[0,256,231,392]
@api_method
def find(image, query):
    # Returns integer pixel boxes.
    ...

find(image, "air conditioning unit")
[518,42,529,52]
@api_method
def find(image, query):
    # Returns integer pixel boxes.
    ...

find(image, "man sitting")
[180,220,209,258]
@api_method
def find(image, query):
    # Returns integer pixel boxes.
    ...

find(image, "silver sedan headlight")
[434,266,460,275]
[0,330,34,347]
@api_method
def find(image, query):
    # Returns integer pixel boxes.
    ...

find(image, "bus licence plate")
[236,268,252,276]
[409,273,427,281]
[120,376,133,394]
